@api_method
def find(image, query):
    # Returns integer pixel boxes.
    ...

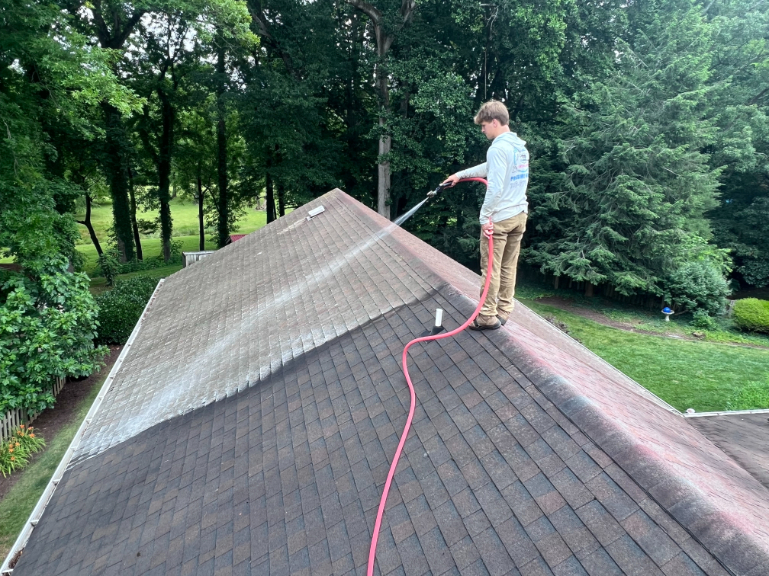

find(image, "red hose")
[367,177,492,576]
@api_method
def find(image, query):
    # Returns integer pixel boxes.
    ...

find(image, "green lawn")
[71,198,269,275]
[1,198,269,271]
[523,299,769,413]
[516,281,769,348]
[74,197,267,245]
[0,371,105,561]
[78,234,216,276]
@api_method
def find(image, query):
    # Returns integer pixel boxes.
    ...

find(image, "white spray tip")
[435,308,443,328]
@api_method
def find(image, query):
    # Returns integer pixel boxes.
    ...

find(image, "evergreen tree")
[527,4,723,301]
[705,0,769,288]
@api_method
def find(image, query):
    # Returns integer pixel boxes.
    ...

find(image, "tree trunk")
[277,182,286,217]
[128,167,143,260]
[375,43,392,220]
[197,168,205,251]
[77,194,103,257]
[90,3,145,261]
[585,282,594,297]
[266,171,276,223]
[554,276,560,289]
[216,41,229,249]
[102,102,135,262]
[347,0,416,220]
[377,124,391,219]
[157,91,175,263]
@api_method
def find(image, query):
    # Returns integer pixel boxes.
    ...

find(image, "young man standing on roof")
[442,100,529,330]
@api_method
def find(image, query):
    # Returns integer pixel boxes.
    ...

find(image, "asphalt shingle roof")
[688,413,769,491]
[9,189,769,575]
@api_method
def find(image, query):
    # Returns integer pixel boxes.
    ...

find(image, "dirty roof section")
[10,189,769,576]
[688,413,769,491]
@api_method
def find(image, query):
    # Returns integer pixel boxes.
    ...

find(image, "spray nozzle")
[427,182,452,198]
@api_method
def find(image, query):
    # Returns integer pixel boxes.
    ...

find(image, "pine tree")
[527,4,722,298]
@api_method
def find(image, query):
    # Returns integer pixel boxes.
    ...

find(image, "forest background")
[1,0,768,413]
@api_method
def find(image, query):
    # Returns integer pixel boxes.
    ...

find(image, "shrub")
[664,261,730,316]
[108,240,185,276]
[0,257,107,414]
[97,249,120,286]
[726,380,769,411]
[690,310,717,330]
[733,298,769,333]
[117,255,171,275]
[95,276,159,345]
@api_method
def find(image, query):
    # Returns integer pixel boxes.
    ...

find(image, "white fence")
[0,377,66,444]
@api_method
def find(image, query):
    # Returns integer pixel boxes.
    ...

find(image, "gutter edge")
[0,278,165,575]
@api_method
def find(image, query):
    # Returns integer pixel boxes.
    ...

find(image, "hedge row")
[95,277,159,345]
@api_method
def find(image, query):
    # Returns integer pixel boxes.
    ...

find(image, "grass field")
[78,234,215,276]
[74,197,267,245]
[522,299,769,413]
[515,282,769,348]
[0,198,269,271]
[71,198,268,275]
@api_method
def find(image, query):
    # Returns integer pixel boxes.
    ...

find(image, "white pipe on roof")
[0,279,165,575]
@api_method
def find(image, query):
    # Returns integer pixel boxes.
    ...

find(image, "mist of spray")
[393,198,428,227]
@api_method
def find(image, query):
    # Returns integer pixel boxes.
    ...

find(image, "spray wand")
[426,181,452,198]
[428,176,489,197]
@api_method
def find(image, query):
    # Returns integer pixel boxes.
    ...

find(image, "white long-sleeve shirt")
[456,132,529,225]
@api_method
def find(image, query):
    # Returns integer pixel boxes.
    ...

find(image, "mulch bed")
[0,346,122,502]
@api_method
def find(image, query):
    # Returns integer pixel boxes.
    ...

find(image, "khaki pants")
[479,212,527,317]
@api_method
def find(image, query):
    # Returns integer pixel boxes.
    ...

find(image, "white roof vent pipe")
[306,205,325,221]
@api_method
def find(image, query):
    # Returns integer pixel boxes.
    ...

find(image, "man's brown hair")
[473,100,509,126]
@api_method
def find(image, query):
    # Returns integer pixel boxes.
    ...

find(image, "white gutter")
[0,279,164,575]
[684,408,769,418]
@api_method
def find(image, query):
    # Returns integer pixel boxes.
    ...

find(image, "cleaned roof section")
[9,188,769,575]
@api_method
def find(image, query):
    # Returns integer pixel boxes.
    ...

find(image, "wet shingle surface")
[10,190,769,575]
